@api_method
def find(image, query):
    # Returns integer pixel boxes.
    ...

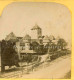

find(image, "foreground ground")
[63,71,71,79]
[22,54,71,79]
[0,54,71,79]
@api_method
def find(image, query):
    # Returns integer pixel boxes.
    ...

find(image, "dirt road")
[22,55,71,79]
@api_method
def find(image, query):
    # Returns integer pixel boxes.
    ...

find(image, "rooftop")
[23,34,31,40]
[31,24,41,30]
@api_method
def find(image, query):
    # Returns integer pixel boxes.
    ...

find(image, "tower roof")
[23,34,31,40]
[31,24,41,30]
[5,32,17,41]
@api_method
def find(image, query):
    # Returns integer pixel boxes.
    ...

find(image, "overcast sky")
[0,2,71,46]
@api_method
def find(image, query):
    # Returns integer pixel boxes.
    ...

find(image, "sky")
[0,2,71,46]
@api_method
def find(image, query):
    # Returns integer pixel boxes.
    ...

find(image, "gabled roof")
[23,34,31,40]
[31,24,41,30]
[8,32,16,37]
[5,32,17,41]
[43,35,49,40]
[49,35,55,40]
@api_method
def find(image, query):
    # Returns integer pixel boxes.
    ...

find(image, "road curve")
[22,55,71,79]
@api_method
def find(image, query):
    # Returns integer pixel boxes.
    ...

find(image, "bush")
[50,49,71,60]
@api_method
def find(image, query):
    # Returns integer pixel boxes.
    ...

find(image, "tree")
[1,40,19,72]
[31,41,39,52]
[31,41,45,54]
[57,38,67,50]
[45,42,57,53]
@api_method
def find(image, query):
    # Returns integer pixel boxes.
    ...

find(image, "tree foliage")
[1,40,19,67]
[31,41,39,52]
[57,38,67,50]
[31,41,45,54]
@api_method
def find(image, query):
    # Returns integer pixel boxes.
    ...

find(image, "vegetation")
[0,37,70,72]
[30,38,70,54]
[46,38,70,60]
[30,41,39,52]
[1,40,19,67]
[57,38,68,50]
[22,54,38,64]
[31,41,45,54]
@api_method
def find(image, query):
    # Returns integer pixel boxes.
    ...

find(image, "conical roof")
[31,24,41,30]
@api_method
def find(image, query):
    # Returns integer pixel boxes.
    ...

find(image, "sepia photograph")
[0,2,71,79]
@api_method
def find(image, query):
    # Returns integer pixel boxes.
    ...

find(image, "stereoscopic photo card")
[0,0,73,80]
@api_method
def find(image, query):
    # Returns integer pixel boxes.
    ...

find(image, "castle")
[5,24,56,59]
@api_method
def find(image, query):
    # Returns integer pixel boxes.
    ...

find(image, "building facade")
[5,24,50,60]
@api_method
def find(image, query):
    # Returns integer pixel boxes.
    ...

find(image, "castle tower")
[31,24,42,39]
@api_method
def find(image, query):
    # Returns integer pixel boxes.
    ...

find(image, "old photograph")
[0,2,71,79]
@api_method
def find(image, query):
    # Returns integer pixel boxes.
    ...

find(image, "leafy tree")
[31,41,45,54]
[1,40,19,67]
[38,44,44,54]
[31,41,39,52]
[45,42,57,53]
[57,38,67,50]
